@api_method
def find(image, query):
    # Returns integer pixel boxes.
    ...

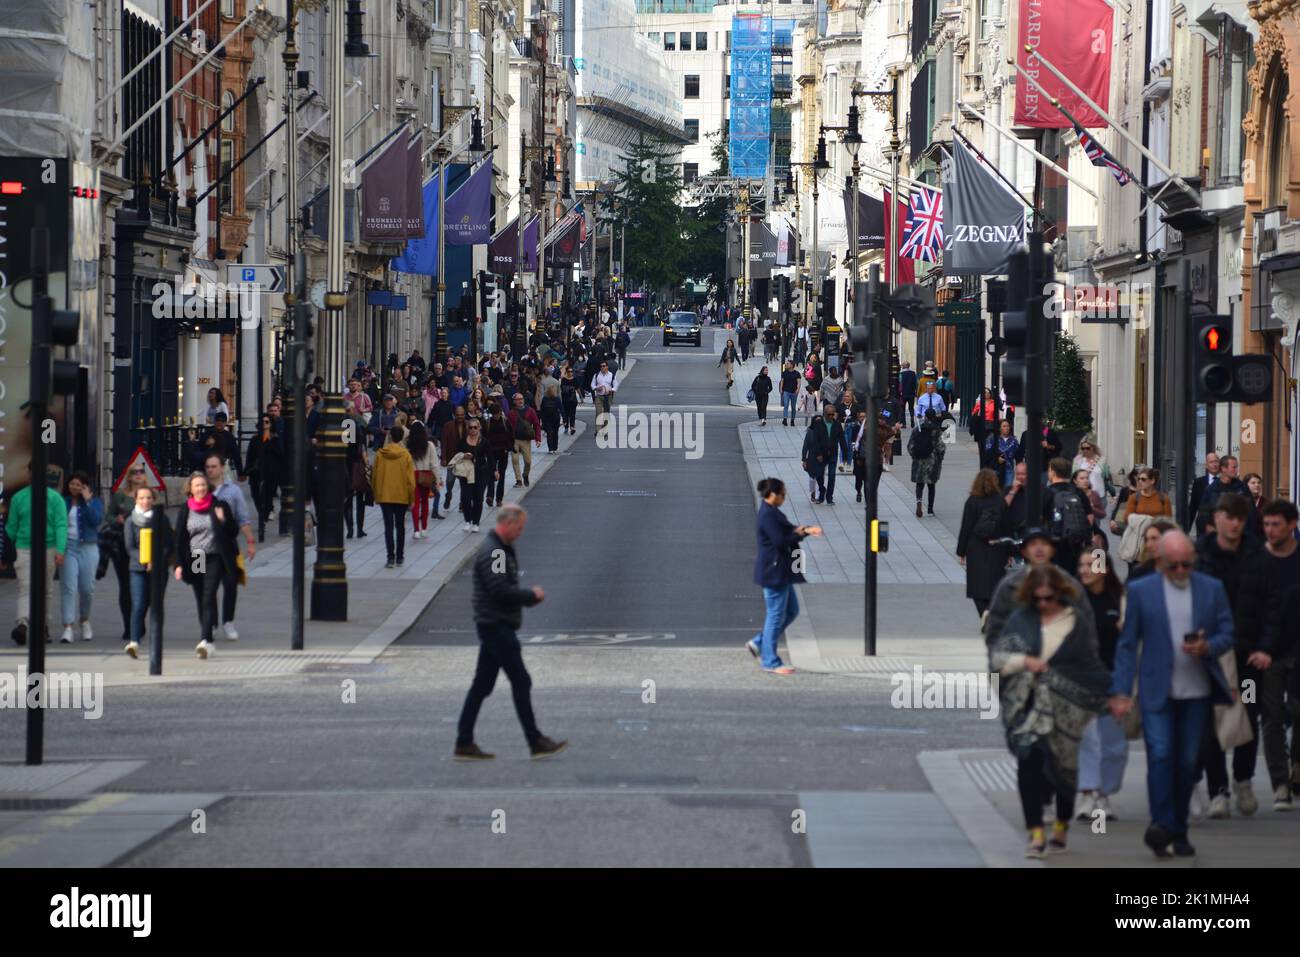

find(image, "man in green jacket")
[6,468,68,645]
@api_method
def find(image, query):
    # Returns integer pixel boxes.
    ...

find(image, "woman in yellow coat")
[372,424,416,569]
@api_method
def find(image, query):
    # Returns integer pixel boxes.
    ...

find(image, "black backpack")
[1050,487,1091,546]
[513,412,536,441]
[972,500,1000,540]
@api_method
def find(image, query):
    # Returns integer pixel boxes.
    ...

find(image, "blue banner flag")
[444,162,493,246]
[390,171,441,276]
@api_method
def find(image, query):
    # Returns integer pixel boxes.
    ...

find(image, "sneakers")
[469,524,480,533]
[59,626,75,644]
[1094,794,1116,821]
[1074,792,1097,822]
[763,665,796,676]
[453,743,496,761]
[462,522,472,532]
[222,622,239,642]
[1048,821,1068,854]
[1025,827,1047,859]
[1189,783,1207,820]
[1172,837,1196,857]
[79,620,93,641]
[396,556,405,566]
[385,559,396,569]
[1234,780,1258,816]
[412,530,423,541]
[529,736,569,759]
[746,639,759,659]
[1273,784,1294,811]
[1207,793,1230,819]
[195,640,214,659]
[11,622,26,646]
[125,640,139,659]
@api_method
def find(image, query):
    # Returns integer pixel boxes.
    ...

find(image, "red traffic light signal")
[1200,323,1228,353]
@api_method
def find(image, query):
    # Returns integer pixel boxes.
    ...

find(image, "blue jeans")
[60,540,99,626]
[1078,713,1130,795]
[129,569,151,644]
[781,391,797,420]
[1142,696,1211,835]
[752,584,800,670]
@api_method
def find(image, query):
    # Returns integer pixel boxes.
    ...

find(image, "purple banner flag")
[444,162,493,245]
[488,215,539,274]
[360,129,411,242]
[404,133,425,237]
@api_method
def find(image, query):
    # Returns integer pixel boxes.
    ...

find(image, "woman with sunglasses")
[203,388,230,428]
[1074,546,1129,822]
[449,416,496,532]
[1120,467,1173,524]
[243,412,285,542]
[990,563,1111,858]
[1071,434,1111,501]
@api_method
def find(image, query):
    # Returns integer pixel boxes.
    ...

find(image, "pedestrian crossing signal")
[871,519,888,553]
[1193,310,1271,403]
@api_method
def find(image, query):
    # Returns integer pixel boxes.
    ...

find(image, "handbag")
[416,469,435,490]
[746,388,755,402]
[351,460,371,494]
[1214,650,1254,750]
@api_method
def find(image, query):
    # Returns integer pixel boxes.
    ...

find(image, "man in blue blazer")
[1110,530,1235,858]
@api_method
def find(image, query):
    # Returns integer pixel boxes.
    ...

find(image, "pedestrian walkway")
[0,415,595,686]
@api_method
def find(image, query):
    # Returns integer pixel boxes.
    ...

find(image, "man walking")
[1110,530,1235,858]
[801,405,848,506]
[591,359,617,423]
[6,464,66,646]
[1184,452,1220,533]
[507,392,542,488]
[900,361,918,426]
[1192,454,1248,536]
[914,380,947,419]
[455,504,566,760]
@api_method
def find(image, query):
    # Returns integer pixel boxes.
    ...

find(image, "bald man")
[1110,530,1235,859]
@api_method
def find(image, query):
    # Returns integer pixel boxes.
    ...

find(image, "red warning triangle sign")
[111,446,167,494]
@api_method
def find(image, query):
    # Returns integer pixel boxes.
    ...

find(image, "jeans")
[380,503,408,561]
[751,584,800,670]
[812,457,837,501]
[1018,748,1074,829]
[1078,714,1130,795]
[1259,656,1299,789]
[456,621,541,747]
[781,391,797,421]
[129,569,151,644]
[1142,696,1211,835]
[60,540,99,626]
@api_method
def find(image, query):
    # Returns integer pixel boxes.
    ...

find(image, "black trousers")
[544,423,560,451]
[110,546,131,641]
[188,566,222,642]
[973,598,990,617]
[490,449,509,503]
[853,458,867,492]
[915,482,936,509]
[456,621,541,747]
[254,474,278,527]
[380,503,407,560]
[561,399,578,430]
[218,546,240,625]
[1018,749,1074,829]
[344,492,367,534]
[756,395,768,422]
[460,476,486,525]
[1201,697,1262,795]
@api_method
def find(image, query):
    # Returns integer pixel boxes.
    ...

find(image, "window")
[221,91,235,132]
[219,139,233,213]
[696,32,707,50]
[648,32,660,42]
[685,74,700,98]
[222,0,235,15]
[1215,18,1251,186]
[684,162,699,183]
[680,32,691,51]
[685,118,699,142]
[664,33,675,50]
[724,72,730,99]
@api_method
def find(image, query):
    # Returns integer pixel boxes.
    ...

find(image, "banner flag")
[942,138,1027,276]
[1014,0,1113,128]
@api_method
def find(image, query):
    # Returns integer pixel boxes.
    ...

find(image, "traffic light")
[847,280,873,403]
[1001,249,1032,407]
[32,286,81,399]
[816,277,835,331]
[1193,309,1273,404]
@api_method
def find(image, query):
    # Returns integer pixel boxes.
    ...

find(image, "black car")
[663,311,702,347]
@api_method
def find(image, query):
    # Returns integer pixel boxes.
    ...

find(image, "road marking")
[606,490,657,496]
[618,468,665,472]
[839,725,929,735]
[522,632,677,645]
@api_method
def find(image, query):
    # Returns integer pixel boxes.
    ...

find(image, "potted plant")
[1049,333,1093,461]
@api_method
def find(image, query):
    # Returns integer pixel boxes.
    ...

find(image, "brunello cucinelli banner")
[360,128,413,242]
[942,138,1027,277]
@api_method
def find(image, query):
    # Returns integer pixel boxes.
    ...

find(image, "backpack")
[972,501,1000,540]
[1050,487,1091,546]
[513,412,536,441]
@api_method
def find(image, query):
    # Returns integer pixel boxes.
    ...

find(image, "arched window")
[1267,70,1290,209]
[221,91,236,132]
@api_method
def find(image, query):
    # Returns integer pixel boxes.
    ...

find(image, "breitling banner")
[942,139,1027,277]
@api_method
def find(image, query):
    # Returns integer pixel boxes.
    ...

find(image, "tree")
[1049,333,1092,430]
[678,128,730,301]
[609,136,688,295]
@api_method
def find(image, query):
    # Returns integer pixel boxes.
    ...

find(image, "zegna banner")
[942,139,1027,277]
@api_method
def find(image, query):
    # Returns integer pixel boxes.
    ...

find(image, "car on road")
[663,311,702,347]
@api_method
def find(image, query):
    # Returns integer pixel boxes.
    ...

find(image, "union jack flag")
[899,186,943,263]
[1074,123,1130,186]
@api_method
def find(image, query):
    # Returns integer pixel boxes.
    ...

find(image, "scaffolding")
[728,14,793,181]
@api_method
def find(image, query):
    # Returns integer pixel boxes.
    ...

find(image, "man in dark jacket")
[454,504,566,760]
[1184,452,1220,533]
[747,478,822,674]
[1042,457,1093,574]
[1017,422,1063,477]
[900,361,918,426]
[1193,454,1249,536]
[368,394,400,449]
[1194,491,1264,816]
[801,405,849,505]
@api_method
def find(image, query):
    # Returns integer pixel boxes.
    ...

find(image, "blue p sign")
[242,268,255,282]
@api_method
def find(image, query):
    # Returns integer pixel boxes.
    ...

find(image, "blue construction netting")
[729,13,771,178]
